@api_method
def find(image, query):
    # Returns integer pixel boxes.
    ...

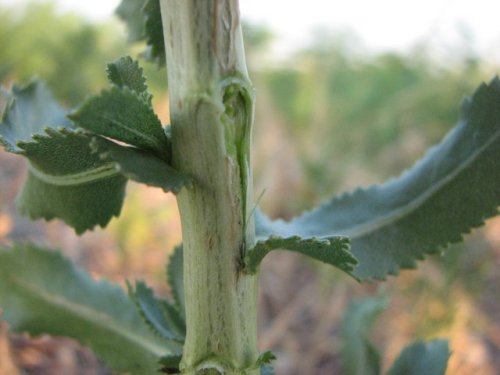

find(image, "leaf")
[256,351,276,366]
[69,87,170,160]
[167,245,185,318]
[107,56,152,103]
[92,137,191,194]
[256,78,500,281]
[17,130,127,234]
[0,80,70,152]
[143,0,166,66]
[128,280,186,342]
[244,234,356,276]
[0,81,127,233]
[72,56,185,192]
[255,351,276,375]
[0,244,181,375]
[386,340,450,375]
[115,0,165,67]
[340,295,388,375]
[115,0,148,43]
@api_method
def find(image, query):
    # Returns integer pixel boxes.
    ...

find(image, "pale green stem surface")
[160,1,259,374]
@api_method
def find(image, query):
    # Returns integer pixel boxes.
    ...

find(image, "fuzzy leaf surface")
[0,81,127,233]
[0,245,180,375]
[69,87,169,159]
[340,295,388,375]
[386,340,450,375]
[256,78,500,280]
[167,245,185,318]
[244,234,356,276]
[107,56,151,102]
[92,137,191,194]
[128,280,186,342]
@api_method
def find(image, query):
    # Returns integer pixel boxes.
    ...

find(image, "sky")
[242,0,500,62]
[1,0,500,62]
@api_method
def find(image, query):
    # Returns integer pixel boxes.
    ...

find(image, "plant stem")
[160,1,259,374]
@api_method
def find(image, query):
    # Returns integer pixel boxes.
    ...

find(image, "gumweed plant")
[0,1,499,374]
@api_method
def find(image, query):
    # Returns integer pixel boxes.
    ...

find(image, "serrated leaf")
[0,81,127,233]
[116,0,148,43]
[115,0,165,67]
[0,80,70,152]
[128,280,186,343]
[244,234,356,276]
[107,56,151,103]
[167,245,185,318]
[92,137,191,194]
[340,295,388,375]
[0,244,181,375]
[256,78,500,281]
[256,351,276,366]
[69,86,169,160]
[386,340,450,375]
[255,351,276,375]
[16,130,127,234]
[143,0,166,66]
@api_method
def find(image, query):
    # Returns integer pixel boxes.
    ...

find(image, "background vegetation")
[0,2,499,374]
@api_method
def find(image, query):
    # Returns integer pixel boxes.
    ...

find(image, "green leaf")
[340,295,388,375]
[69,87,170,160]
[255,351,276,375]
[386,340,450,375]
[256,351,276,366]
[167,245,185,318]
[128,280,186,342]
[72,56,184,193]
[0,80,70,152]
[115,0,148,42]
[244,234,356,276]
[0,81,127,233]
[143,0,166,66]
[16,130,127,234]
[0,244,181,375]
[115,0,165,67]
[256,78,500,281]
[92,137,191,194]
[107,56,152,103]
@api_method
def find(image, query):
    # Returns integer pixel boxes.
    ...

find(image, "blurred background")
[0,1,499,374]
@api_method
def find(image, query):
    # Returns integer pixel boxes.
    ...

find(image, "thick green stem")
[160,1,259,374]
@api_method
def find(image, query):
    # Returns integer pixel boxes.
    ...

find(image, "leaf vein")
[9,274,168,357]
[27,162,121,186]
[103,114,161,149]
[343,128,499,239]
